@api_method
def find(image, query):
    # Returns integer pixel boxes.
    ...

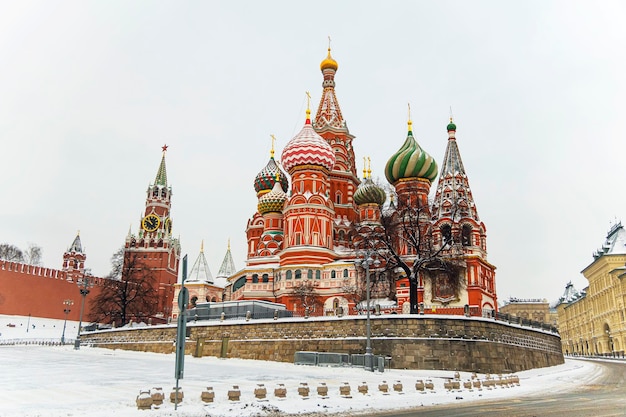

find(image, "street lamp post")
[355,249,381,372]
[61,299,74,344]
[74,274,94,350]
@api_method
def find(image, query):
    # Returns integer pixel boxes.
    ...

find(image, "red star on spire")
[162,144,168,152]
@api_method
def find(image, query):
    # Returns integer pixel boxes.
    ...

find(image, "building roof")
[431,119,480,222]
[554,281,585,307]
[216,241,237,279]
[68,233,83,253]
[187,243,213,283]
[593,221,626,259]
[384,119,438,184]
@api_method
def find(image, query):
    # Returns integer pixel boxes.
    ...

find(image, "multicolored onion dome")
[281,113,336,173]
[254,157,289,195]
[354,178,386,206]
[385,122,438,184]
[320,47,338,71]
[258,180,288,214]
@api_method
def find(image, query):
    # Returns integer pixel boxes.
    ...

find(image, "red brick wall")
[0,261,103,321]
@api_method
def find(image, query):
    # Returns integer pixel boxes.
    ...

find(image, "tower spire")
[407,103,413,134]
[432,117,478,222]
[154,144,168,186]
[270,134,276,159]
[315,44,344,129]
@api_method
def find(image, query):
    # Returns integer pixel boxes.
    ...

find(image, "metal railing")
[294,351,390,371]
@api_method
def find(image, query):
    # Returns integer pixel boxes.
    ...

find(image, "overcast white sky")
[2,1,625,303]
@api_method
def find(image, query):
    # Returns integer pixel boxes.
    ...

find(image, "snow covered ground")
[0,315,605,417]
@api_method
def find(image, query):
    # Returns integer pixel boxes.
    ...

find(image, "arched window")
[262,273,269,283]
[233,276,246,292]
[331,270,336,279]
[335,191,342,205]
[307,270,313,279]
[339,230,345,241]
[286,270,292,280]
[462,224,472,246]
[161,188,167,198]
[252,274,259,283]
[316,270,321,280]
[441,224,452,244]
[295,269,302,279]
[190,296,198,308]
[333,298,339,309]
[211,296,217,302]
[343,269,348,278]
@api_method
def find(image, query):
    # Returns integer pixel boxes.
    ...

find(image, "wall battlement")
[0,260,105,321]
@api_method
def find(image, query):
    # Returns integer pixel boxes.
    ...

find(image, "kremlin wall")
[0,235,106,321]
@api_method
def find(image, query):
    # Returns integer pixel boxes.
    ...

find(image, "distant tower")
[62,232,86,282]
[216,239,237,281]
[314,46,359,248]
[125,145,181,320]
[430,119,497,311]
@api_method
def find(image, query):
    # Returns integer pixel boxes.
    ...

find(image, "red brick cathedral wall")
[0,261,103,321]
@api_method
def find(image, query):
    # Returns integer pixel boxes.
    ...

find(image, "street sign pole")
[174,255,188,410]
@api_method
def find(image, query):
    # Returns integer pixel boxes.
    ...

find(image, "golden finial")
[200,240,204,253]
[362,156,366,179]
[227,238,231,251]
[77,230,80,236]
[275,169,280,182]
[407,103,413,133]
[320,37,338,71]
[305,91,311,122]
[270,134,276,158]
[367,157,372,179]
[449,106,454,123]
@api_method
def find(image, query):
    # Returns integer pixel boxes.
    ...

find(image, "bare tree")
[340,279,364,309]
[355,184,465,314]
[290,281,320,314]
[89,248,158,326]
[0,244,24,262]
[23,243,43,266]
[0,243,43,265]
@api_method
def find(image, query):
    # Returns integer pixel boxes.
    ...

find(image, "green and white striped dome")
[385,121,438,184]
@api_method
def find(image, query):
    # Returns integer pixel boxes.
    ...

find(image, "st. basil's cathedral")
[0,45,497,323]
[172,46,498,318]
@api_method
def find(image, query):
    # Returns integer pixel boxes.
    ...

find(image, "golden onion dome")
[320,48,338,71]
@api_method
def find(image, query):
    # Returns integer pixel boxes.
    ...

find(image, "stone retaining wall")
[81,315,563,373]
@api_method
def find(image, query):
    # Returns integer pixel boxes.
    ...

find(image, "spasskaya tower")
[124,145,181,321]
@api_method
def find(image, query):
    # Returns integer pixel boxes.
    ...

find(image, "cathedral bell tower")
[125,145,181,321]
[313,46,360,249]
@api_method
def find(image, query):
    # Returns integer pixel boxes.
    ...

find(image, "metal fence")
[294,351,390,371]
[0,338,73,346]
